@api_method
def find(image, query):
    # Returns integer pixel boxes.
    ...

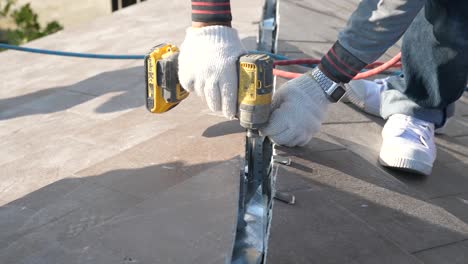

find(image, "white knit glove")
[260,74,330,147]
[178,26,246,119]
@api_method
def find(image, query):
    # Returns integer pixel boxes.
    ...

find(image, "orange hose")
[273,52,402,80]
[273,59,321,66]
[273,59,401,69]
[273,68,302,79]
[354,52,401,80]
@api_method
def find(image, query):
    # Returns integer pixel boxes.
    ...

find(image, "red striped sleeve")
[192,0,232,23]
[320,41,368,83]
[192,2,230,6]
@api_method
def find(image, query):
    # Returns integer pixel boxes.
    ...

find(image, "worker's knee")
[425,0,468,47]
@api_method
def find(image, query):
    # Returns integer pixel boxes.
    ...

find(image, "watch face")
[331,85,346,102]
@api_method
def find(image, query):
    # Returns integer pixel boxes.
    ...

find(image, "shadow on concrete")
[0,66,144,120]
[1,138,466,263]
[269,137,468,263]
[0,158,240,263]
[1,132,467,264]
[0,37,258,121]
[202,120,245,138]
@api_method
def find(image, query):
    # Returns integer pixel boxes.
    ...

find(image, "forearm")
[191,0,232,27]
[321,0,425,83]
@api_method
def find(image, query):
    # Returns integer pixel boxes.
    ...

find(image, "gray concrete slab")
[72,161,240,264]
[0,137,118,202]
[0,0,262,263]
[0,111,102,166]
[267,189,423,264]
[269,0,468,261]
[435,135,468,165]
[0,180,143,262]
[442,117,468,138]
[75,113,245,200]
[0,160,240,264]
[431,193,468,225]
[320,122,386,166]
[413,241,468,264]
[271,148,468,255]
[324,103,373,124]
[2,0,467,262]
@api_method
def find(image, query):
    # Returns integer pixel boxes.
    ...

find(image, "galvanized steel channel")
[229,0,279,263]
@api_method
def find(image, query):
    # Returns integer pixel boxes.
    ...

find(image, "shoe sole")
[378,153,433,176]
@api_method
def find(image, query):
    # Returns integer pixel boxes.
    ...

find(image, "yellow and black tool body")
[237,53,274,129]
[145,44,274,121]
[145,43,188,113]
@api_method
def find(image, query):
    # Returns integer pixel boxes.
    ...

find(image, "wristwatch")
[308,67,347,102]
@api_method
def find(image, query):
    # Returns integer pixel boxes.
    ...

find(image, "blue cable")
[249,50,289,61]
[0,43,420,80]
[0,43,145,60]
[0,42,291,61]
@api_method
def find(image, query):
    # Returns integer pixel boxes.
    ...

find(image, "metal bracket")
[258,18,276,52]
[257,0,278,53]
[272,156,295,205]
[272,155,291,166]
[274,191,296,205]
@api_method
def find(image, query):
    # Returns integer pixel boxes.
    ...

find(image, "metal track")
[231,133,273,264]
[229,1,279,263]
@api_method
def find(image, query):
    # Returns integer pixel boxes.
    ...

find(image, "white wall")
[15,0,113,28]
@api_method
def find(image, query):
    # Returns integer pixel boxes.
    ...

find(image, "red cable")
[366,61,402,69]
[273,59,321,66]
[273,68,302,79]
[273,52,402,80]
[354,52,401,80]
[273,59,401,69]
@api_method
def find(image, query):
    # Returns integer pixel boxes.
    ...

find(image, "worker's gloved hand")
[260,74,330,147]
[179,26,246,119]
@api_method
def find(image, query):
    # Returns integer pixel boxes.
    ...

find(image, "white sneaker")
[345,77,448,134]
[379,114,436,176]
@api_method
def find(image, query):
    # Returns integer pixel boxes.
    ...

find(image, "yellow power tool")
[145,43,189,113]
[237,53,273,129]
[144,43,273,127]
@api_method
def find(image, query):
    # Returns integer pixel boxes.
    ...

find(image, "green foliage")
[0,0,63,48]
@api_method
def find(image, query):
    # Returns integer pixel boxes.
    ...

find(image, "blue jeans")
[381,0,468,128]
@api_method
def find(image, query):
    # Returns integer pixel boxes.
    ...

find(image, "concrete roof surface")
[0,0,262,263]
[1,0,468,263]
[268,0,468,263]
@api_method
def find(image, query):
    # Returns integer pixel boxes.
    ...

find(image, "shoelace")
[401,117,434,148]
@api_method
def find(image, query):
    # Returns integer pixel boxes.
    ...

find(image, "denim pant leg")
[381,0,468,128]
